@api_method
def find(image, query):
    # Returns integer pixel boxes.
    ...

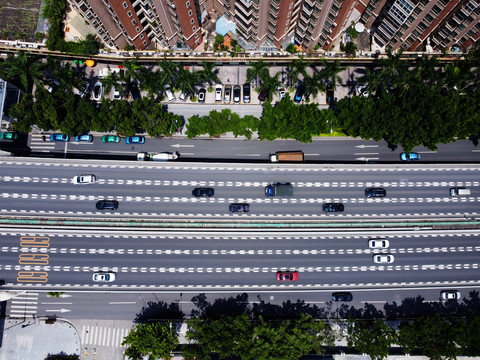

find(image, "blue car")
[400,152,421,161]
[74,134,93,142]
[294,85,305,104]
[125,136,145,144]
[50,133,70,142]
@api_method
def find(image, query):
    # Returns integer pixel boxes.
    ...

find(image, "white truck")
[269,151,304,163]
[137,152,179,161]
[99,67,121,78]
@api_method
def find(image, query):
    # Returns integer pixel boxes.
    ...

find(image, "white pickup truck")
[137,152,179,161]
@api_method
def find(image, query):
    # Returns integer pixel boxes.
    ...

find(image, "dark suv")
[243,83,250,103]
[365,188,387,198]
[332,292,353,302]
[192,188,214,197]
[322,203,344,212]
[96,200,119,210]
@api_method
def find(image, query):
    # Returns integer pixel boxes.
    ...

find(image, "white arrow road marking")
[237,154,261,156]
[41,302,73,305]
[59,294,72,298]
[46,308,71,313]
[354,152,379,155]
[305,153,320,156]
[355,145,379,148]
[171,144,194,148]
[355,157,380,161]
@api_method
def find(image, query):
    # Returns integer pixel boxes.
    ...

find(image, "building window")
[289,3,293,9]
[188,10,192,16]
[186,1,191,8]
[140,34,144,39]
[127,11,132,17]
[136,26,141,32]
[122,1,128,9]
[132,19,137,25]
[143,41,147,45]
[286,20,289,26]
[192,26,196,31]
[190,18,194,24]
[194,33,198,38]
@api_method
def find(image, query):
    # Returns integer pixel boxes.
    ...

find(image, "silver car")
[373,254,394,263]
[441,290,461,301]
[368,239,389,249]
[92,272,116,282]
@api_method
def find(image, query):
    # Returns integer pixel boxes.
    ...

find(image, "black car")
[365,188,387,198]
[96,200,119,210]
[229,203,250,213]
[258,90,268,102]
[243,83,250,103]
[129,83,141,100]
[192,187,214,197]
[322,203,344,212]
[332,292,353,302]
[198,88,206,103]
[326,86,335,105]
[294,85,306,103]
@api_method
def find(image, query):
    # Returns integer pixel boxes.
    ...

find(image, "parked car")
[164,85,175,102]
[101,135,120,143]
[0,132,18,141]
[129,83,141,100]
[229,203,250,213]
[95,200,119,210]
[93,82,103,101]
[243,83,251,103]
[179,92,188,102]
[326,86,334,105]
[278,87,286,99]
[276,271,298,281]
[322,203,344,212]
[368,239,389,249]
[74,134,93,142]
[198,88,206,103]
[113,82,122,100]
[233,85,241,104]
[125,136,145,144]
[76,81,90,97]
[356,85,369,97]
[73,174,96,185]
[215,84,223,103]
[365,188,386,198]
[258,89,268,102]
[400,152,421,161]
[92,272,116,282]
[294,85,305,103]
[192,188,214,197]
[332,292,353,302]
[224,85,232,103]
[50,134,69,142]
[373,254,394,264]
[441,290,461,301]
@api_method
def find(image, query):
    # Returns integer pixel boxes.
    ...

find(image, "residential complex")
[68,0,479,52]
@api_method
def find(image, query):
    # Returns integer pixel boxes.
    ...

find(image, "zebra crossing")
[8,292,38,319]
[29,134,56,152]
[82,324,131,347]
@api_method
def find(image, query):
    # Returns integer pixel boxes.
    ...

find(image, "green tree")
[319,59,344,89]
[286,56,309,86]
[175,67,200,97]
[347,319,397,360]
[157,58,179,88]
[100,69,122,95]
[302,71,325,99]
[246,60,270,86]
[199,61,220,89]
[398,315,459,360]
[458,315,480,356]
[0,52,45,93]
[122,322,178,360]
[257,71,281,102]
[122,58,144,85]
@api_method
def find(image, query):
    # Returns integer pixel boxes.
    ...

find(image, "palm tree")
[199,61,220,89]
[258,71,282,102]
[319,59,344,89]
[246,60,270,87]
[100,71,122,94]
[287,56,309,86]
[122,58,144,85]
[175,67,201,97]
[157,58,179,88]
[0,52,44,93]
[377,48,407,88]
[302,72,325,100]
[138,69,163,98]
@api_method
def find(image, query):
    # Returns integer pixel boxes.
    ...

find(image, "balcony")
[235,10,253,25]
[304,0,315,7]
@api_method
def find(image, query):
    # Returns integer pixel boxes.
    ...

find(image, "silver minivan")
[450,187,470,196]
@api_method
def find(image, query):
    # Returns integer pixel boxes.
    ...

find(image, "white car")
[441,290,461,300]
[368,239,389,249]
[179,92,188,102]
[278,87,286,99]
[357,85,369,97]
[373,254,394,264]
[215,84,222,103]
[93,82,103,101]
[113,82,122,100]
[163,85,175,102]
[92,272,116,282]
[73,174,96,185]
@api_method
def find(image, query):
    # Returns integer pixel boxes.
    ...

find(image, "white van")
[164,85,175,102]
[450,187,471,196]
[215,84,223,103]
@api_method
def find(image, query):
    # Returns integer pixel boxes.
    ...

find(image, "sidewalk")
[0,317,80,360]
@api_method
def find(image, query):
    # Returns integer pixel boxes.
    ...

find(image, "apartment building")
[362,0,480,51]
[68,0,203,50]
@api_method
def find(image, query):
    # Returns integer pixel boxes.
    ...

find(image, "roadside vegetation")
[121,292,480,360]
[0,44,479,150]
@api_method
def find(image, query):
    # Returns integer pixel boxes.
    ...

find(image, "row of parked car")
[50,134,145,144]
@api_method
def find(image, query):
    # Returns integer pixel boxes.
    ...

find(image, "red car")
[276,271,298,281]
